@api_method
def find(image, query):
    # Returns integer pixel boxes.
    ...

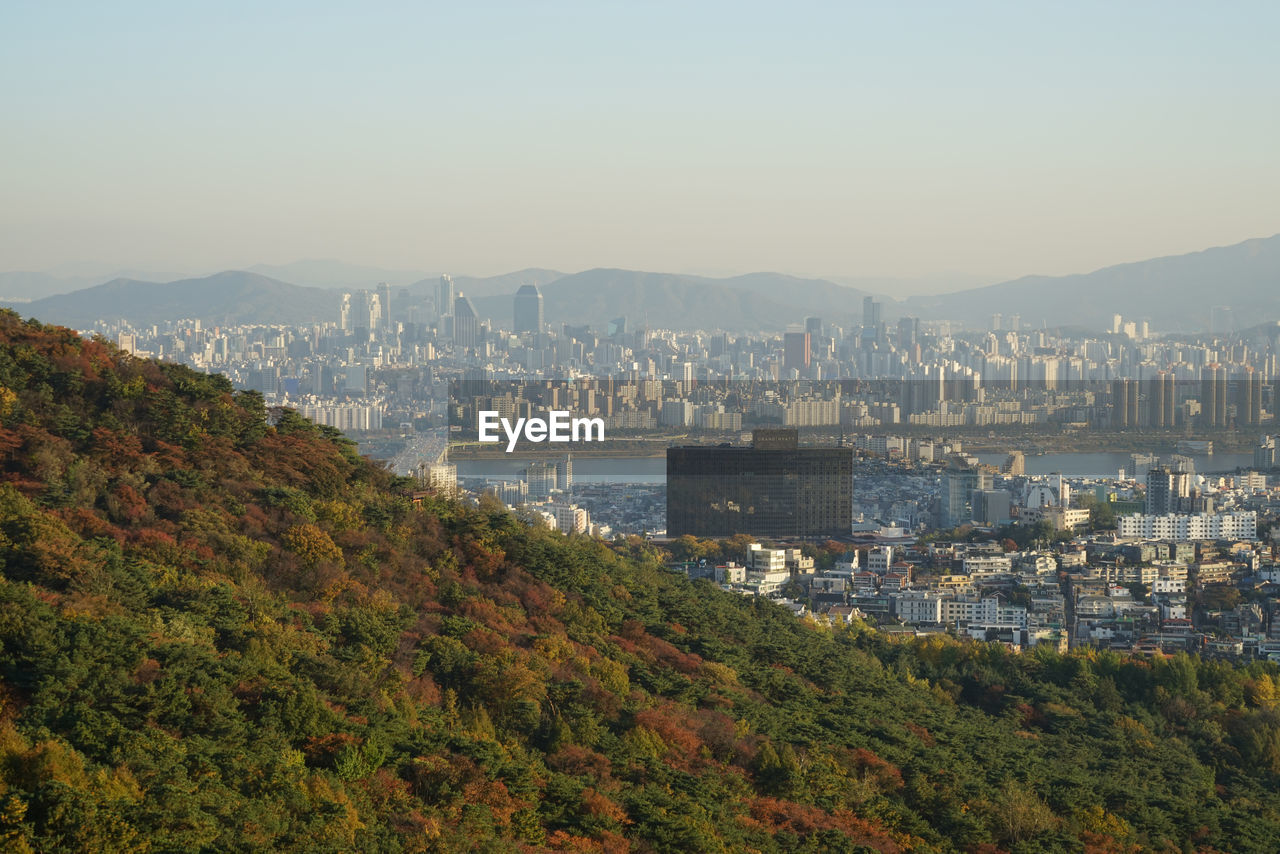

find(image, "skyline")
[7,227,1280,301]
[4,2,1279,286]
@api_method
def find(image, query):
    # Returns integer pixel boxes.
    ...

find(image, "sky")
[2,1,1278,291]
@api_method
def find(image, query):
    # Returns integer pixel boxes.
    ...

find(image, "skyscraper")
[1111,378,1132,428]
[897,316,919,349]
[338,292,352,332]
[513,284,544,333]
[862,297,882,347]
[862,296,881,328]
[377,282,392,331]
[346,289,380,333]
[783,330,811,375]
[437,274,455,322]
[1147,372,1167,428]
[1240,367,1263,426]
[1201,364,1226,428]
[555,454,573,491]
[453,292,478,349]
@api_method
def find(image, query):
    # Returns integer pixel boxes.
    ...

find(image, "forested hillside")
[1,309,1279,852]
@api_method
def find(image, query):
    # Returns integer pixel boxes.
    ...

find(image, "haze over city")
[4,1,1278,288]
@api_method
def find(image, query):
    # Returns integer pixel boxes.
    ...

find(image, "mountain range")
[471,269,873,332]
[0,268,190,302]
[902,235,1280,332]
[4,234,1279,332]
[12,271,336,327]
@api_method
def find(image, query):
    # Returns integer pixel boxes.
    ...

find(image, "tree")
[282,523,343,567]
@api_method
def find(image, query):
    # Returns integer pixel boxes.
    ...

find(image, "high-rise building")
[862,296,881,328]
[666,429,852,538]
[897,316,919,349]
[941,458,994,528]
[1240,367,1263,426]
[343,289,380,333]
[555,454,573,491]
[1162,371,1176,428]
[1147,372,1168,428]
[783,330,811,374]
[525,461,556,500]
[1256,436,1278,470]
[1111,379,1132,428]
[513,284,544,333]
[1145,466,1191,515]
[437,274,455,321]
[453,293,479,349]
[1201,364,1226,428]
[378,282,392,331]
[338,292,352,332]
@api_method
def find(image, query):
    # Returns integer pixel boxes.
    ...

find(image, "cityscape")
[7,2,1280,850]
[19,268,1279,665]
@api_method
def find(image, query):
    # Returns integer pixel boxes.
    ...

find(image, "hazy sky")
[3,1,1278,287]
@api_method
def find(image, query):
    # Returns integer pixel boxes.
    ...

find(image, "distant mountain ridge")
[0,269,189,302]
[905,234,1280,331]
[472,269,875,332]
[408,268,567,301]
[10,271,335,328]
[5,234,1279,332]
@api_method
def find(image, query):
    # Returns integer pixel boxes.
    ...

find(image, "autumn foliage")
[0,311,1278,852]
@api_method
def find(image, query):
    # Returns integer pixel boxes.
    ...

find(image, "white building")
[866,547,894,573]
[963,555,1013,574]
[549,503,590,535]
[810,576,847,594]
[422,462,457,497]
[747,544,787,573]
[297,400,383,432]
[715,563,746,584]
[939,597,1026,628]
[1021,505,1092,531]
[1117,512,1256,540]
[1152,577,1187,594]
[894,591,944,624]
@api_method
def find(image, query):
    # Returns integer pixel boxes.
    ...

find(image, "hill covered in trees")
[1,309,1280,852]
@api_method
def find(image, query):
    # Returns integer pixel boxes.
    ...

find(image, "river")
[457,450,1259,484]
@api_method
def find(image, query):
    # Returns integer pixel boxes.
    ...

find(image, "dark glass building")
[513,284,544,333]
[666,430,852,539]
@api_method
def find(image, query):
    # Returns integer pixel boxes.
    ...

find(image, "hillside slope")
[0,309,1278,851]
